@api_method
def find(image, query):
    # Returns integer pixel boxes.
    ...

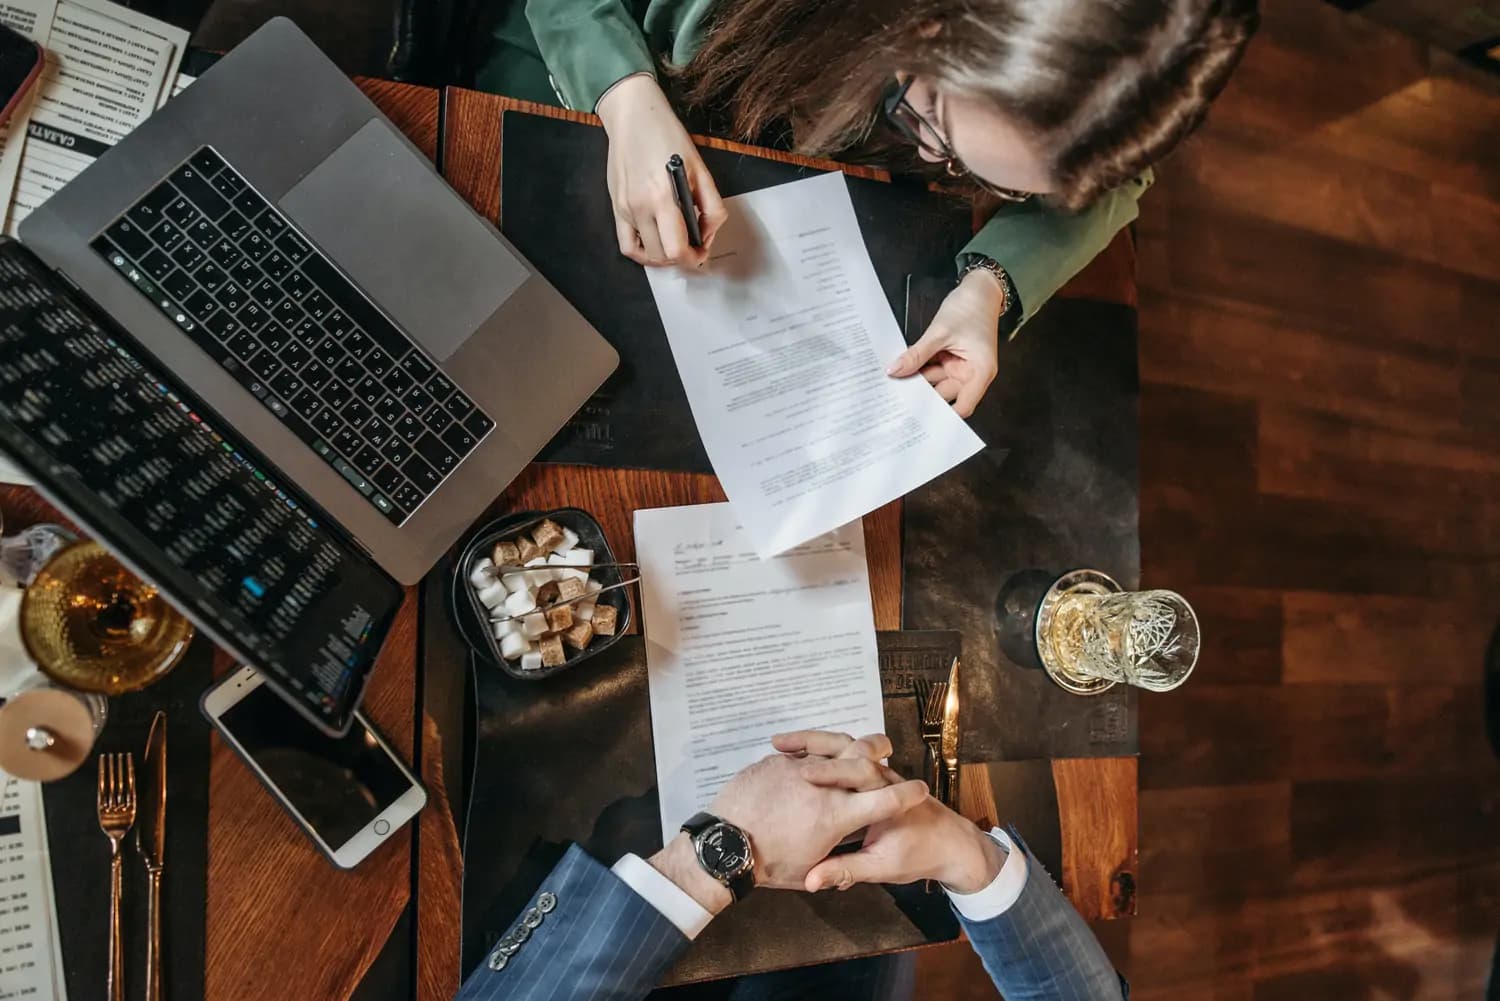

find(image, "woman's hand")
[595,74,728,267]
[886,269,1005,418]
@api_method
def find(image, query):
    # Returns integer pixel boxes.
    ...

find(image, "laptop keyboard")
[90,145,494,526]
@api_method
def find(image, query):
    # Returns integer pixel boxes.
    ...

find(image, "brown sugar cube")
[545,603,573,632]
[591,603,617,636]
[531,519,567,553]
[562,620,595,650]
[516,535,543,563]
[555,577,586,602]
[535,580,561,606]
[538,633,566,667]
[491,540,520,567]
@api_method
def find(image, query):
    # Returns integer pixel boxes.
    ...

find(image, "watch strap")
[680,811,717,837]
[727,867,755,902]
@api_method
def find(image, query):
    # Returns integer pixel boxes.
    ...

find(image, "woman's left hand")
[886,270,1006,418]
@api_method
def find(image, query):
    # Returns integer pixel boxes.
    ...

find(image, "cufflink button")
[487,951,508,971]
[522,907,543,929]
[537,891,557,913]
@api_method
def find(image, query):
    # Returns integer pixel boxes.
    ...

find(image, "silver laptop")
[18,16,618,585]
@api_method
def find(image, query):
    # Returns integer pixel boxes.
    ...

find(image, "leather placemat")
[901,298,1141,760]
[458,632,971,986]
[42,636,213,1001]
[499,112,974,474]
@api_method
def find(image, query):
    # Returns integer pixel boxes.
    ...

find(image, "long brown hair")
[672,0,1259,210]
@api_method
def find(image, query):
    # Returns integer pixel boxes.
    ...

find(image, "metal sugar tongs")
[480,561,642,624]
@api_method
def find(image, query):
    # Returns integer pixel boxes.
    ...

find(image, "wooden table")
[0,78,1139,1001]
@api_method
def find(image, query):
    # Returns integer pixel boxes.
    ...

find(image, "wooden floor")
[918,1,1500,997]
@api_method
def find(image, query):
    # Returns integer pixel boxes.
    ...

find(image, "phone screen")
[219,683,414,848]
[0,25,39,119]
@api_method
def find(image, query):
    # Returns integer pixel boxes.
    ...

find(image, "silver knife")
[940,658,961,815]
[138,711,167,1001]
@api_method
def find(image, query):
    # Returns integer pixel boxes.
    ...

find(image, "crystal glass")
[1036,572,1199,693]
[0,523,76,586]
[19,540,193,694]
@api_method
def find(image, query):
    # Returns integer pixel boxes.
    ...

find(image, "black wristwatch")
[681,812,756,902]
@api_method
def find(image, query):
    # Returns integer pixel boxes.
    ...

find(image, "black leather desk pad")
[450,633,1008,984]
[454,629,1081,985]
[901,297,1141,760]
[42,638,213,1000]
[498,112,974,474]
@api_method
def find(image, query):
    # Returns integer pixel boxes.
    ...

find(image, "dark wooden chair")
[140,0,466,84]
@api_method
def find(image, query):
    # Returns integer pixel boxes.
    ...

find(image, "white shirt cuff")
[611,853,715,941]
[942,827,1029,921]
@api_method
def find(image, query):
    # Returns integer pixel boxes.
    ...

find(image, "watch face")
[700,823,750,876]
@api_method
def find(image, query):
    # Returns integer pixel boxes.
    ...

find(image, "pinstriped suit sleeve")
[956,829,1129,1001]
[455,844,690,1001]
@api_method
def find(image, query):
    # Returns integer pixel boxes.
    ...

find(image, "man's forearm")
[455,845,691,1001]
[648,833,733,915]
[957,829,1127,1001]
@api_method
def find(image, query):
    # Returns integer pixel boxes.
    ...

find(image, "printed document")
[636,502,884,843]
[7,0,187,234]
[645,171,984,557]
[0,776,66,1000]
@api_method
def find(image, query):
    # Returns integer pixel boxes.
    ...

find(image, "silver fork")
[97,753,136,1001]
[915,678,948,802]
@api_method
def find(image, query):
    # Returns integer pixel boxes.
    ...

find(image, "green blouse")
[477,0,1151,330]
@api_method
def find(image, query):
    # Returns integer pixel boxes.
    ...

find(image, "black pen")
[666,154,703,249]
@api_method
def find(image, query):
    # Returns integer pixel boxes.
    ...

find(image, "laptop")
[0,18,617,733]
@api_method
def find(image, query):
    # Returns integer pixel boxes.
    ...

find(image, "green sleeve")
[960,169,1154,332]
[524,0,657,112]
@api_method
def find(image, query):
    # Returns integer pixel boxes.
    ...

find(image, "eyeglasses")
[881,77,1035,204]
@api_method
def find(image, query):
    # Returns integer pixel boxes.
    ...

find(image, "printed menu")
[1,0,188,234]
[0,776,66,1000]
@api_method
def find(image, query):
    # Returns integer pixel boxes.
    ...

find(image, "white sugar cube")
[503,588,537,617]
[501,572,530,594]
[492,617,520,639]
[586,577,601,597]
[469,558,494,588]
[576,601,595,622]
[552,527,580,555]
[550,550,592,582]
[521,612,549,639]
[520,650,544,671]
[499,631,529,660]
[477,582,508,609]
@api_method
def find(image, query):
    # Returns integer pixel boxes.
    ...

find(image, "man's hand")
[772,731,1005,894]
[886,269,1005,418]
[596,75,728,267]
[650,736,928,908]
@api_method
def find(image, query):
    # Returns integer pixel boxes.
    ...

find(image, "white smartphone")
[201,665,427,869]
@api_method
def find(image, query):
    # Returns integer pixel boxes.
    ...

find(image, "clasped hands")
[650,730,1006,915]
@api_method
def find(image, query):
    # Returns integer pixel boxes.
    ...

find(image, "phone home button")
[373,819,391,836]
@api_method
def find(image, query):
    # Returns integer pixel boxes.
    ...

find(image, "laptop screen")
[0,240,401,733]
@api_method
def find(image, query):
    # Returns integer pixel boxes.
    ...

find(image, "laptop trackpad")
[279,118,527,361]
